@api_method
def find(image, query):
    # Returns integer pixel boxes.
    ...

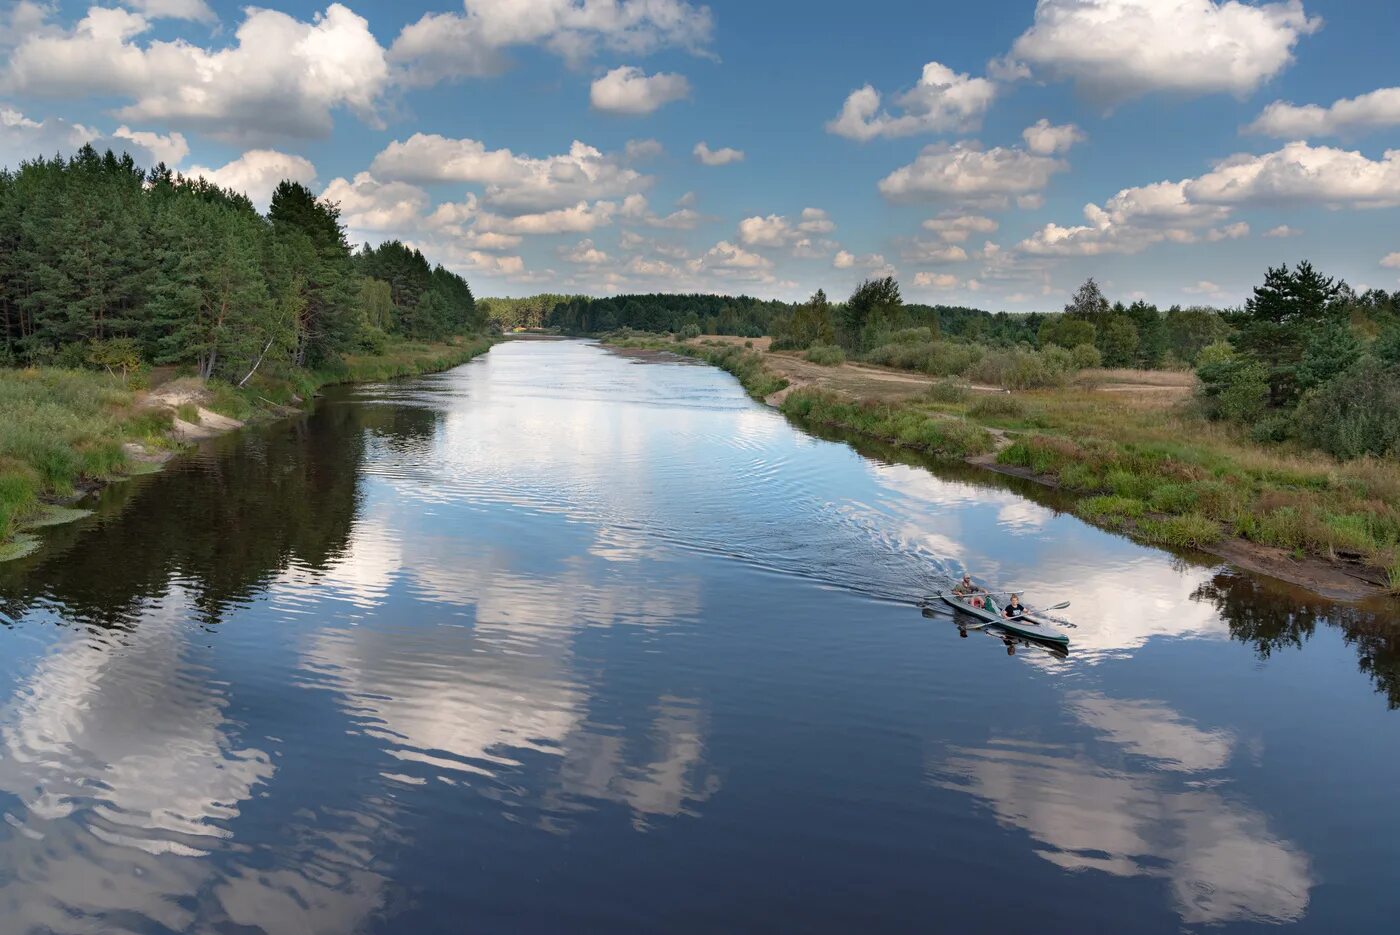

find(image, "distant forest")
[0,146,485,381]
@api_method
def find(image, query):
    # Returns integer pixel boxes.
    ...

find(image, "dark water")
[2,339,1398,933]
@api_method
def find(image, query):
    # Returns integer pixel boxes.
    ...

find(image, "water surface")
[2,339,1398,932]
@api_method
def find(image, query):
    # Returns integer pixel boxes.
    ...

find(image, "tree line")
[0,146,483,382]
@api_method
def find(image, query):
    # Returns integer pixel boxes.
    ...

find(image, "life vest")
[970,596,984,609]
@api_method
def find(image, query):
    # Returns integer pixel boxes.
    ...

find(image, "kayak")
[936,591,1071,645]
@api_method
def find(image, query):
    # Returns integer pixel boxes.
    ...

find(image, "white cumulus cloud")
[321,172,431,232]
[561,238,609,264]
[184,149,317,211]
[878,141,1069,206]
[4,4,390,144]
[123,0,215,21]
[1185,141,1400,209]
[1246,87,1400,138]
[390,0,713,86]
[370,135,649,214]
[693,141,744,165]
[827,61,997,141]
[922,214,998,242]
[112,126,189,166]
[1264,224,1302,238]
[590,66,690,115]
[1022,119,1086,155]
[1005,0,1322,105]
[1381,253,1400,270]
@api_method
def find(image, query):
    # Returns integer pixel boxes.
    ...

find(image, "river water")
[1,339,1398,933]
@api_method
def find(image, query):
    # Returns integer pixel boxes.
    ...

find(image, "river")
[1,338,1397,932]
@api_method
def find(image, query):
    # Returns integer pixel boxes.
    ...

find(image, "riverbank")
[0,335,494,561]
[604,334,1399,600]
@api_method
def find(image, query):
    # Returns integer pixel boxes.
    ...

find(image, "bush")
[925,381,968,403]
[889,327,936,345]
[864,340,983,377]
[805,344,846,366]
[1197,357,1269,423]
[354,324,391,354]
[1296,358,1400,459]
[1070,343,1102,370]
[972,347,1070,390]
[680,323,702,340]
[968,394,1026,419]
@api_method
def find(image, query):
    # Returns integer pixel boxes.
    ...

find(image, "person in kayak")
[952,573,978,597]
[952,574,998,613]
[1003,594,1026,619]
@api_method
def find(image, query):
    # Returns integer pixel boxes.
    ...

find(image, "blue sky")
[2,0,1398,310]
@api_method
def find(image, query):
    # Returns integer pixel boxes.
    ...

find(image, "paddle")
[952,599,1072,632]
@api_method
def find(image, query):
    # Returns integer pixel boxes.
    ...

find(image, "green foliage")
[1100,315,1140,367]
[176,402,200,424]
[1296,323,1362,394]
[1235,261,1343,408]
[925,380,969,403]
[1070,343,1102,369]
[1296,358,1400,459]
[1137,513,1223,548]
[1164,306,1233,365]
[1198,357,1269,423]
[1077,496,1146,523]
[841,277,903,351]
[804,344,846,366]
[968,394,1026,419]
[1039,316,1096,349]
[864,340,984,376]
[971,346,1072,389]
[774,289,838,349]
[782,390,993,457]
[679,323,702,340]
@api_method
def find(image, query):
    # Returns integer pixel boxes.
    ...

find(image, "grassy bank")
[1,335,494,560]
[959,388,1400,589]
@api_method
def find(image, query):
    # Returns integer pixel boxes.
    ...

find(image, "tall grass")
[804,344,846,366]
[0,368,169,542]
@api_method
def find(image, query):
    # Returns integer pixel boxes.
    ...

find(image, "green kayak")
[937,590,1071,645]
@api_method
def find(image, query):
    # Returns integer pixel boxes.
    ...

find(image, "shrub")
[969,394,1026,419]
[864,340,983,377]
[1296,358,1400,459]
[1070,343,1102,370]
[680,323,702,340]
[925,381,968,403]
[1197,357,1269,424]
[889,327,936,345]
[972,348,1070,390]
[804,344,846,366]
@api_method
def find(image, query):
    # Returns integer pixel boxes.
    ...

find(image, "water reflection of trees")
[1192,572,1400,709]
[0,399,441,630]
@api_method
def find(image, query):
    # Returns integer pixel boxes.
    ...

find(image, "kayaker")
[1003,594,1026,619]
[952,573,978,597]
[953,574,997,613]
